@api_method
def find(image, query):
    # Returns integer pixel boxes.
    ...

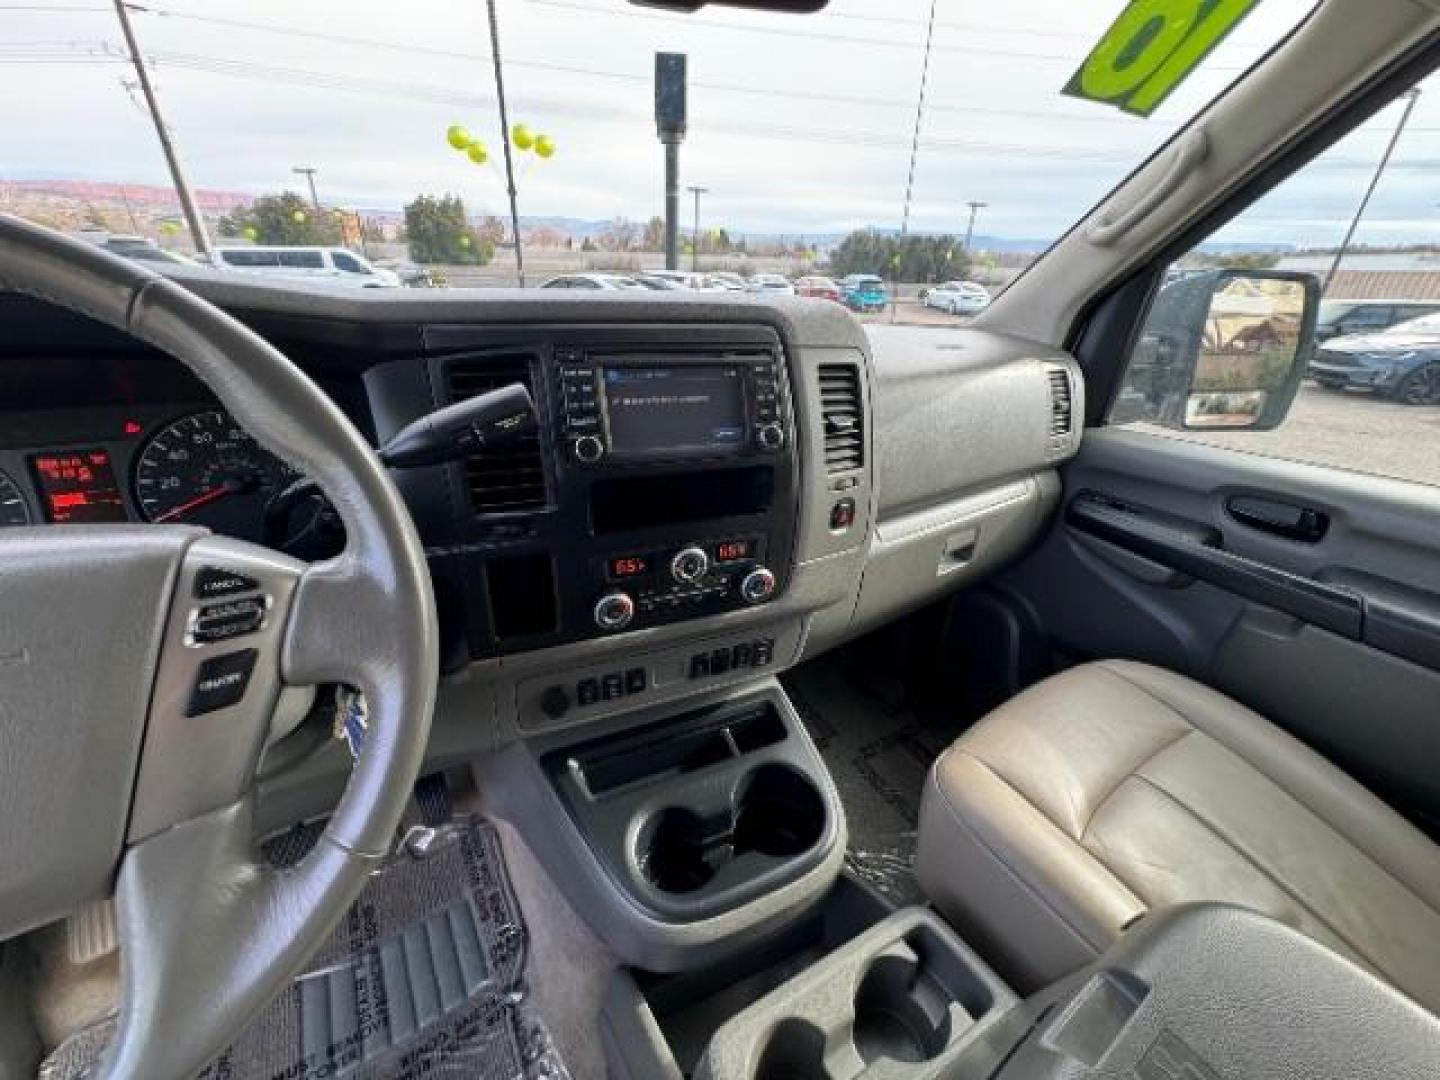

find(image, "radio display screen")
[603,365,746,455]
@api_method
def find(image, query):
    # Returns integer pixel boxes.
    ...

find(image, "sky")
[2,0,1438,247]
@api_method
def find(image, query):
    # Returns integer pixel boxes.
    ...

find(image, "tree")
[642,216,665,251]
[827,230,971,283]
[218,192,342,245]
[599,216,640,252]
[404,194,493,265]
[1198,251,1282,271]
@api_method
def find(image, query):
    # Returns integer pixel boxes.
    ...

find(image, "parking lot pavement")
[1130,383,1440,488]
[857,300,968,327]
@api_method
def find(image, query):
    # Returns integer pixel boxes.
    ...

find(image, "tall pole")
[899,0,938,239]
[687,185,707,273]
[293,167,320,209]
[664,141,680,269]
[485,0,525,287]
[1324,87,1421,295]
[963,201,987,251]
[112,0,212,258]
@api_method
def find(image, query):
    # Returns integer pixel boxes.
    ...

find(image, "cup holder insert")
[639,764,826,895]
[850,927,997,1067]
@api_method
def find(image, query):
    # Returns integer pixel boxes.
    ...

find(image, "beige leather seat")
[916,659,1440,1012]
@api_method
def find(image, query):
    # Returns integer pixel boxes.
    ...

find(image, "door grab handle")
[1227,495,1329,544]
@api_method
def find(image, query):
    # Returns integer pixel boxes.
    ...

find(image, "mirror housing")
[1116,268,1320,431]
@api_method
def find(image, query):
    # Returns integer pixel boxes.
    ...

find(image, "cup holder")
[754,1019,828,1080]
[639,764,826,895]
[851,954,953,1064]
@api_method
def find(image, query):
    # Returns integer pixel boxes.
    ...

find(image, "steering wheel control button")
[739,567,778,604]
[593,591,636,631]
[193,566,260,599]
[186,648,259,717]
[189,596,268,645]
[829,497,857,532]
[670,546,710,584]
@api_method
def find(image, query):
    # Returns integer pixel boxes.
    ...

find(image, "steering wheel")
[0,215,438,1078]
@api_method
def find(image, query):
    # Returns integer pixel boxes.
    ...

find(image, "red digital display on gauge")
[31,449,127,523]
[715,540,753,563]
[609,554,651,579]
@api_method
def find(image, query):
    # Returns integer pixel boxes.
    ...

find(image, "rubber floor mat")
[783,658,954,908]
[40,817,569,1080]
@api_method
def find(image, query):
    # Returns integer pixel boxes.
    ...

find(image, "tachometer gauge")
[133,410,299,542]
[0,469,34,526]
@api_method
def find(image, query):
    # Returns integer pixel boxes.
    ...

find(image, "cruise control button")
[577,678,600,706]
[689,653,711,679]
[186,649,259,717]
[193,566,259,599]
[191,596,266,644]
[601,672,625,700]
[625,667,648,694]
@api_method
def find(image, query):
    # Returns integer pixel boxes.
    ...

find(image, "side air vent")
[818,363,864,474]
[1046,365,1075,449]
[447,355,548,514]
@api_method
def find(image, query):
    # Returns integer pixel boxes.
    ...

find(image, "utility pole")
[963,201,988,251]
[899,0,938,239]
[1324,87,1421,295]
[655,53,687,271]
[293,167,321,209]
[112,0,212,259]
[485,0,525,287]
[687,185,707,273]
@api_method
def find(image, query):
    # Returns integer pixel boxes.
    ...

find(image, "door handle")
[1226,495,1329,544]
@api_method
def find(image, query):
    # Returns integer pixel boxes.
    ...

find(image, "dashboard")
[0,280,1079,749]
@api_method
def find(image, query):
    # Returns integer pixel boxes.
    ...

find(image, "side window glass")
[331,252,367,274]
[1110,80,1440,489]
[279,251,323,269]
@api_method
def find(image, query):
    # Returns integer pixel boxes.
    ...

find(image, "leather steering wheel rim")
[0,214,438,1078]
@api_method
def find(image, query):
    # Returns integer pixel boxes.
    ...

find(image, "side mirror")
[1118,269,1320,431]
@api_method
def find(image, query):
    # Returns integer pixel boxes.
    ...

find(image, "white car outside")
[747,273,796,296]
[210,246,401,288]
[926,280,991,315]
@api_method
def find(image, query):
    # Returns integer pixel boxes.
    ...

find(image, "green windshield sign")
[1065,0,1264,116]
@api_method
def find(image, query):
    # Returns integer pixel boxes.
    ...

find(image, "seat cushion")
[916,659,1440,1011]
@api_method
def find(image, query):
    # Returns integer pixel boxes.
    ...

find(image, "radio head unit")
[558,350,785,465]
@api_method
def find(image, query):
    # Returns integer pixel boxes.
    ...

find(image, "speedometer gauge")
[133,410,299,542]
[0,469,34,526]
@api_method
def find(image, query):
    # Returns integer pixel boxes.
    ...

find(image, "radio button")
[755,423,786,451]
[593,591,635,631]
[740,567,778,604]
[573,435,606,464]
[671,546,710,584]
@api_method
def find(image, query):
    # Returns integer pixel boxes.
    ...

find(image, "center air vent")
[818,363,864,474]
[447,355,548,514]
[1046,365,1074,448]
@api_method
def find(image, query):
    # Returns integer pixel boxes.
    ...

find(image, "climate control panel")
[590,536,777,632]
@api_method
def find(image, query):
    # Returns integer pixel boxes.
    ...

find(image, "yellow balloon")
[458,235,472,249]
[467,143,488,165]
[446,124,472,150]
[292,210,306,224]
[534,135,555,159]
[511,123,534,151]
[160,221,180,235]
[243,225,258,241]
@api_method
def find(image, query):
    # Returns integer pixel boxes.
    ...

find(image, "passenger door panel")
[998,428,1440,823]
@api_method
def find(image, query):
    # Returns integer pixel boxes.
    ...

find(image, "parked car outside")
[746,273,795,295]
[1315,299,1440,342]
[210,246,401,287]
[633,274,687,290]
[373,258,439,288]
[706,272,748,291]
[1309,312,1440,405]
[643,270,708,289]
[840,274,888,312]
[80,233,195,266]
[540,273,648,291]
[925,280,991,316]
[795,275,842,302]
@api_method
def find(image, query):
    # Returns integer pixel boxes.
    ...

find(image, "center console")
[373,324,802,667]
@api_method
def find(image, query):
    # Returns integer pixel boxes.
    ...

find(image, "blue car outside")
[1309,316,1440,406]
[841,275,888,313]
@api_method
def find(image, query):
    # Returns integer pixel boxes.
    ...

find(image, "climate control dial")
[670,546,710,585]
[593,591,636,631]
[739,567,778,604]
[573,434,606,464]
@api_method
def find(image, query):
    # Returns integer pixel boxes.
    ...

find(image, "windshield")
[1383,313,1440,336]
[3,0,1317,320]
